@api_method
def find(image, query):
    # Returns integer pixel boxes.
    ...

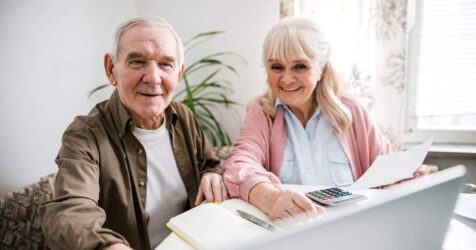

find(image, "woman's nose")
[280,70,295,84]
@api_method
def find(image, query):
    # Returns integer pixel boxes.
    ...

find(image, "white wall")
[0,0,137,194]
[0,0,279,194]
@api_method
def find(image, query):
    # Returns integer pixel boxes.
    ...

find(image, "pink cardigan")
[223,96,391,201]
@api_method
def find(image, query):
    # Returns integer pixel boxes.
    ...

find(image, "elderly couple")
[39,15,423,250]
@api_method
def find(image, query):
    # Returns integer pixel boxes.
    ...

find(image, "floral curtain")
[280,0,408,150]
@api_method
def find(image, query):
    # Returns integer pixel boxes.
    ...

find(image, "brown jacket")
[40,90,220,250]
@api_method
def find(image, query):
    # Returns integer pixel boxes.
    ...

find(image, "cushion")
[0,174,55,250]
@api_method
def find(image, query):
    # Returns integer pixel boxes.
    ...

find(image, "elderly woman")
[223,18,394,221]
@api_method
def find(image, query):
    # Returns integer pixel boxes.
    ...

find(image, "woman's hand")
[394,164,432,184]
[249,183,325,225]
[195,172,229,206]
[376,164,434,189]
[412,164,433,178]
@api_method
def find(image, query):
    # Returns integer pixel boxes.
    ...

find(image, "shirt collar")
[274,98,284,108]
[275,98,321,119]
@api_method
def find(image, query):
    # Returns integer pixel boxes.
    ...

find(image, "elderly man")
[40,16,228,250]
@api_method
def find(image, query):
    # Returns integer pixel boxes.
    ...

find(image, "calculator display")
[305,187,367,206]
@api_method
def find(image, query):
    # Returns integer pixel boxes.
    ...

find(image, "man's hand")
[249,183,325,225]
[104,243,131,250]
[195,172,229,206]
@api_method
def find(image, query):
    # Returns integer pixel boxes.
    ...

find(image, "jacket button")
[139,180,145,187]
[138,148,143,154]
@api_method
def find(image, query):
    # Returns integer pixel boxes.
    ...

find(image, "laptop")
[240,165,466,250]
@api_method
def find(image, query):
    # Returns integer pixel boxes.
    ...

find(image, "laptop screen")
[241,165,466,250]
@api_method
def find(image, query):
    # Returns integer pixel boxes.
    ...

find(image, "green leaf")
[195,103,231,145]
[88,84,110,97]
[183,32,235,58]
[184,31,224,47]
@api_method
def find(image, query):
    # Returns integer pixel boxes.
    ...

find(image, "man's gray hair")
[111,16,184,66]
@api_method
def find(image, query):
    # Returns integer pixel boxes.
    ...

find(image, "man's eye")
[159,62,173,68]
[271,64,284,72]
[293,64,307,71]
[129,60,145,67]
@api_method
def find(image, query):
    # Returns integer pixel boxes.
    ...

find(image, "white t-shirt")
[132,118,188,248]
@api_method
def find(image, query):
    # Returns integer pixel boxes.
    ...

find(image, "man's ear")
[178,64,185,81]
[104,53,117,86]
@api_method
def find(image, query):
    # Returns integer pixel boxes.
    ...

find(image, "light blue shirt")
[276,99,354,187]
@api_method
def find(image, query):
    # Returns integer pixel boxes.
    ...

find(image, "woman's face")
[266,58,323,113]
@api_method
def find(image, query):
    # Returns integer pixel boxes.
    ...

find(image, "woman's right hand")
[249,183,325,225]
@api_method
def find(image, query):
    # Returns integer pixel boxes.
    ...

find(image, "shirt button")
[139,180,145,187]
[145,213,150,222]
[138,148,143,154]
[118,132,122,138]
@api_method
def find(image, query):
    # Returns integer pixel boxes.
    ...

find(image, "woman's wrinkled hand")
[249,183,325,226]
[376,164,434,189]
[195,172,229,206]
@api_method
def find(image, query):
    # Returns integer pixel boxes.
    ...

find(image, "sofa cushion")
[0,174,55,250]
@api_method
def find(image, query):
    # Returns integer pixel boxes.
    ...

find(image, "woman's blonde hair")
[259,18,351,132]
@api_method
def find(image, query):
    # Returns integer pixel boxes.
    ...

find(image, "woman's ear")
[104,53,117,86]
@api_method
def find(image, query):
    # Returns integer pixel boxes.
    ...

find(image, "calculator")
[305,187,367,206]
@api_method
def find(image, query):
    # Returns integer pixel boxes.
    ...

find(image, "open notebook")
[166,199,276,249]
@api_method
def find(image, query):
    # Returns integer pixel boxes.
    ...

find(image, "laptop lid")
[241,165,466,250]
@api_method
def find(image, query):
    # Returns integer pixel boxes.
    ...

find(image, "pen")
[236,209,277,232]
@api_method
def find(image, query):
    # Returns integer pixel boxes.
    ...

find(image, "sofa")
[0,146,231,250]
[0,174,55,250]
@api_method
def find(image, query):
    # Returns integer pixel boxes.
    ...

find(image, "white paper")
[454,193,476,221]
[349,137,433,190]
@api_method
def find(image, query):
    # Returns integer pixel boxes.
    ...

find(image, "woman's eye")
[271,64,284,72]
[293,64,307,71]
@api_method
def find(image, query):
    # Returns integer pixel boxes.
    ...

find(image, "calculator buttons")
[305,187,367,206]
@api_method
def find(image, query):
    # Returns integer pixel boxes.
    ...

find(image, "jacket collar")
[107,89,179,137]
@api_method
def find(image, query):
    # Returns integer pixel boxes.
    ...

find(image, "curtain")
[281,0,408,150]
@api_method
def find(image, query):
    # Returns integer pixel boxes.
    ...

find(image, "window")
[405,0,476,144]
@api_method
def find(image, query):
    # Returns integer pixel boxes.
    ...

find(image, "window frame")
[404,0,476,145]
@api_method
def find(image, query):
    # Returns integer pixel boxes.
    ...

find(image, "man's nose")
[142,63,161,85]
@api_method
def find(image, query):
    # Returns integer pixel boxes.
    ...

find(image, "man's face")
[106,24,183,123]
